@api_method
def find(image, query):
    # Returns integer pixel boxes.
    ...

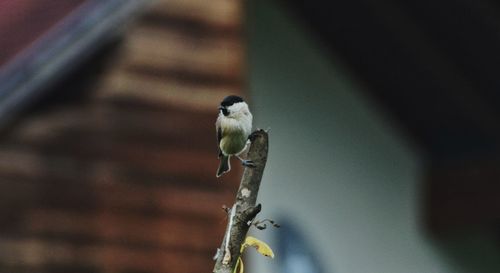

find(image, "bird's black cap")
[220,95,244,107]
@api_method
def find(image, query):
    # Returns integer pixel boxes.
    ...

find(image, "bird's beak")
[218,106,225,111]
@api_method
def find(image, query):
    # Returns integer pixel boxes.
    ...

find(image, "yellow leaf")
[241,236,275,258]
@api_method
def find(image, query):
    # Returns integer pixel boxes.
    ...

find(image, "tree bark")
[212,130,269,273]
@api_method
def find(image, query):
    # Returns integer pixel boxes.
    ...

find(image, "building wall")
[246,1,456,272]
[0,0,243,272]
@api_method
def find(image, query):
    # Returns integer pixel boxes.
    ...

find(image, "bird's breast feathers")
[217,110,252,136]
[217,110,252,155]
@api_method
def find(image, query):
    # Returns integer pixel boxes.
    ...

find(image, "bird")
[216,95,254,177]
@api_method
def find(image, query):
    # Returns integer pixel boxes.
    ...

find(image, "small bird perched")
[216,95,254,177]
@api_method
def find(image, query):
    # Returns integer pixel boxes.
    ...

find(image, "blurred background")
[1,0,500,273]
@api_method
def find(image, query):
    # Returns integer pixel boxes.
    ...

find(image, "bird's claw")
[242,160,256,168]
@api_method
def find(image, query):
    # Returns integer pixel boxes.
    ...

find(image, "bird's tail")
[216,156,231,177]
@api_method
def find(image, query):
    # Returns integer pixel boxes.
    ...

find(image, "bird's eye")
[219,106,229,116]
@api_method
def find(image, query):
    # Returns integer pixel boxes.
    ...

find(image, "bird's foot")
[242,160,256,168]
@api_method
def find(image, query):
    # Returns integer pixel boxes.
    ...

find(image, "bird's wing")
[216,118,223,158]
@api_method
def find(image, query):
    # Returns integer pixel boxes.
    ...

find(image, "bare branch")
[213,130,269,273]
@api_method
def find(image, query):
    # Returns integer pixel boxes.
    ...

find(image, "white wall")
[246,1,456,272]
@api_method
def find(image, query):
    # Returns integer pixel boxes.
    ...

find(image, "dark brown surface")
[425,161,500,234]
